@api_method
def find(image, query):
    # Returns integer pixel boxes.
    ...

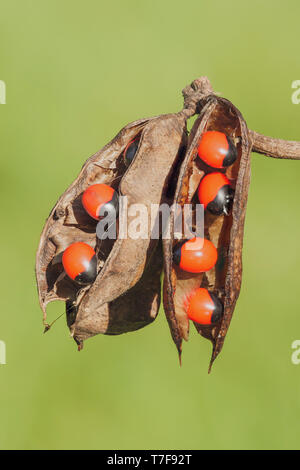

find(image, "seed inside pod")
[198,172,234,216]
[163,93,250,364]
[62,242,97,286]
[123,138,139,166]
[82,183,119,220]
[173,237,217,273]
[198,130,237,168]
[185,288,224,325]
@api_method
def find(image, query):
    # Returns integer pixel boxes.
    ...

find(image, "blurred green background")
[0,0,300,450]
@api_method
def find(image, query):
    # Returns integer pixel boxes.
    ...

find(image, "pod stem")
[182,76,214,118]
[250,130,300,160]
[182,77,300,160]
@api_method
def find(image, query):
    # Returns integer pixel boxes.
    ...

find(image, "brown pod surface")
[163,94,252,370]
[36,77,212,347]
[36,75,300,364]
[35,117,164,341]
[71,111,189,345]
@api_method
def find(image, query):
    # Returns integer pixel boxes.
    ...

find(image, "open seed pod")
[71,112,189,346]
[36,117,155,342]
[164,78,300,371]
[36,76,300,368]
[163,91,252,370]
[36,80,212,348]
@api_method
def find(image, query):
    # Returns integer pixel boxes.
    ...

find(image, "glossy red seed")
[185,288,223,325]
[82,184,118,220]
[62,242,97,285]
[198,131,237,168]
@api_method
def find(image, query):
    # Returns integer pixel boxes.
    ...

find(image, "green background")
[0,0,300,450]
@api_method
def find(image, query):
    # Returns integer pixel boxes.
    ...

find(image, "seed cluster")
[61,139,144,287]
[171,131,237,327]
[36,77,300,370]
[61,183,119,285]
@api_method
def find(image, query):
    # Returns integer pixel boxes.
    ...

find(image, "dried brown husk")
[71,112,189,346]
[36,106,195,346]
[163,94,252,370]
[36,118,151,316]
[36,76,300,367]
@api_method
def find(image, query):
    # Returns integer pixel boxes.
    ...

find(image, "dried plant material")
[163,95,251,370]
[250,131,300,160]
[36,76,300,369]
[36,117,151,319]
[36,80,212,348]
[71,112,189,346]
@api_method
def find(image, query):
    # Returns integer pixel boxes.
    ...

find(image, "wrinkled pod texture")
[163,94,251,370]
[36,77,300,369]
[36,78,212,348]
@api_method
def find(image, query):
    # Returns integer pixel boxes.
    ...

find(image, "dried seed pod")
[71,113,189,346]
[36,80,211,348]
[37,76,300,368]
[36,117,152,319]
[36,117,167,345]
[163,89,252,370]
